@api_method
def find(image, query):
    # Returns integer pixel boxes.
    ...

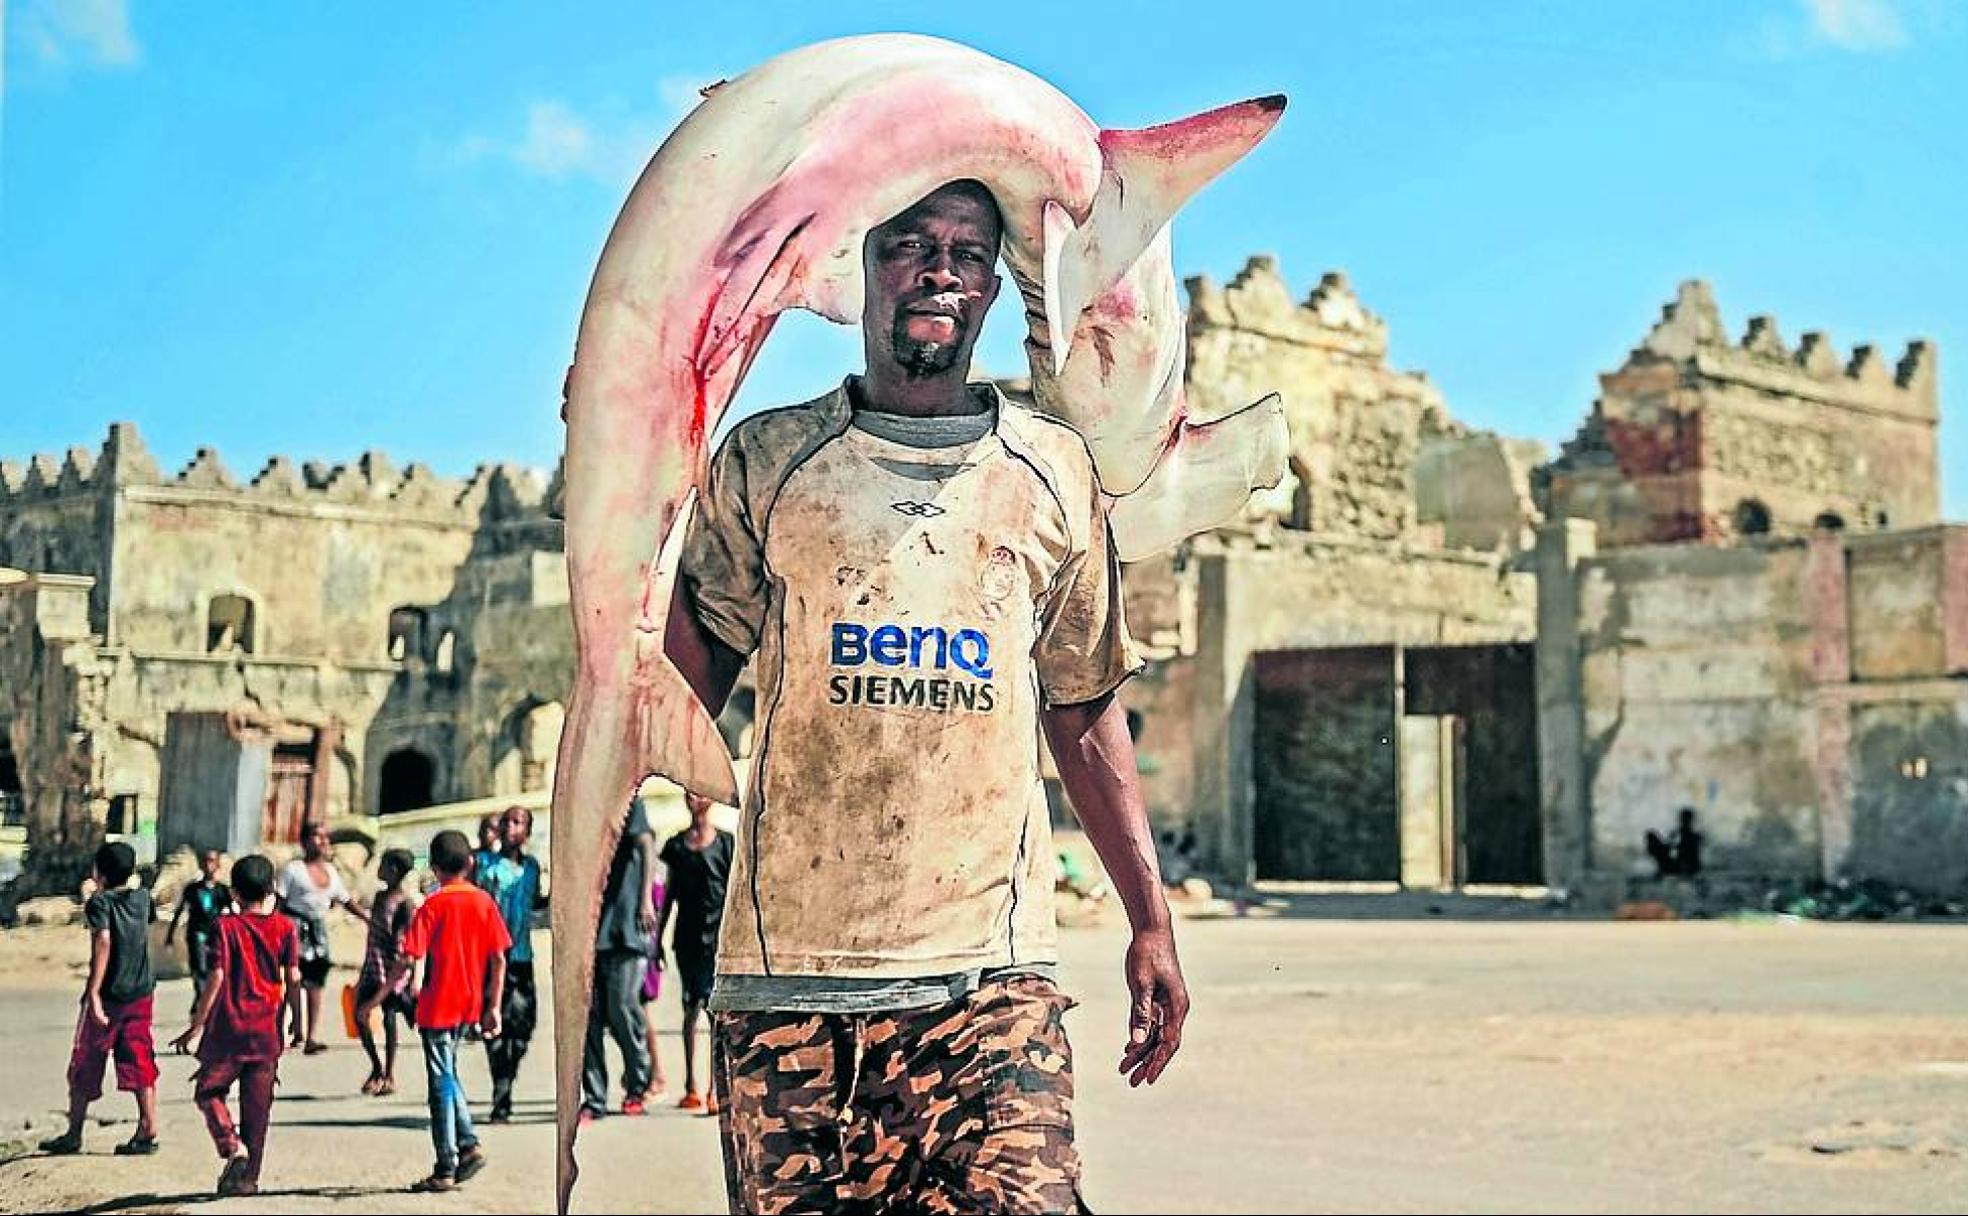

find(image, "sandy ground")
[3,897,1968,1214]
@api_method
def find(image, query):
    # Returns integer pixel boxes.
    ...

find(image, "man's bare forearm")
[1041,691,1170,935]
[665,578,744,716]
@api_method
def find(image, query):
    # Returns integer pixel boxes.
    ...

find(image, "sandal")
[410,1172,456,1193]
[373,1076,397,1097]
[455,1146,487,1183]
[217,1153,253,1196]
[37,1130,82,1155]
[114,1132,160,1156]
[302,1040,329,1056]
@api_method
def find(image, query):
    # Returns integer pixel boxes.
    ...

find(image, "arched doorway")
[0,730,23,828]
[378,749,436,815]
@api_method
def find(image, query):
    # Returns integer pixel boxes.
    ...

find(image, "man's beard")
[889,313,966,379]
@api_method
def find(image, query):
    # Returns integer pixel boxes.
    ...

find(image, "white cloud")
[451,100,670,186]
[1803,0,1908,51]
[19,0,141,69]
[509,102,599,177]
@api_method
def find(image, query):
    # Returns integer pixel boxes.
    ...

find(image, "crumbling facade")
[1543,280,1938,547]
[1532,285,1960,900]
[1116,258,1545,889]
[0,428,565,879]
[3,270,1958,903]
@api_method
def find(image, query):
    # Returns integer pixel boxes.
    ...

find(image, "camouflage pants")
[713,976,1086,1215]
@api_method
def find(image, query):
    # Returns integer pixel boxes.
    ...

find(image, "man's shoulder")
[994,404,1098,492]
[717,391,852,472]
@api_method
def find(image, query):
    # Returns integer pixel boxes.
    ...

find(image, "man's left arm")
[1034,440,1186,1085]
[1042,692,1188,1087]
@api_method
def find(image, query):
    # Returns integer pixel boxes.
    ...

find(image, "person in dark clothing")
[355,848,418,1097]
[41,841,161,1156]
[656,793,733,1111]
[1645,807,1706,878]
[166,849,232,1014]
[581,797,658,1119]
[478,805,546,1122]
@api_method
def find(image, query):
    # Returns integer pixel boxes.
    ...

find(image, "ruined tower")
[1542,280,1939,546]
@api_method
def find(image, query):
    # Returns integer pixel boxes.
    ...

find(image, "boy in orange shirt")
[362,830,509,1193]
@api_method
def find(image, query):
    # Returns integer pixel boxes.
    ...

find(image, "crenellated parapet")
[1627,280,1936,420]
[1187,257,1390,364]
[0,422,560,526]
[1545,279,1943,547]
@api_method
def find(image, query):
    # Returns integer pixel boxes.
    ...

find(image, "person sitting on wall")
[1644,807,1704,879]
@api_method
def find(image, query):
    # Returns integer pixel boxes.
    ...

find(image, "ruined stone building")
[3,263,1960,901]
[1119,261,1957,900]
[0,433,569,876]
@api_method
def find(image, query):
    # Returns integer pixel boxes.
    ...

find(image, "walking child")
[475,806,545,1123]
[40,841,161,1156]
[354,847,418,1097]
[275,821,352,1054]
[165,848,231,1015]
[171,854,300,1197]
[363,829,509,1193]
[655,792,731,1112]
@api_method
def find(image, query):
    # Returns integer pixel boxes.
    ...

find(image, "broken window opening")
[387,607,428,662]
[1733,499,1772,536]
[206,594,256,654]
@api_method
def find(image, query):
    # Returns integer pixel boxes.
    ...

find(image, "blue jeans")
[420,1028,478,1174]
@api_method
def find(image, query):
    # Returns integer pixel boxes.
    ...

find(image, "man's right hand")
[88,997,110,1029]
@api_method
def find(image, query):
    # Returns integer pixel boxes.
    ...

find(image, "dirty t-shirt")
[681,381,1139,1002]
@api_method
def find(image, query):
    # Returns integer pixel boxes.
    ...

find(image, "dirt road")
[4,900,1968,1213]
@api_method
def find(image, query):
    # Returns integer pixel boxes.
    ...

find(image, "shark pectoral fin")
[549,692,634,1215]
[1040,199,1079,378]
[1107,393,1288,562]
[634,492,742,806]
[702,205,817,382]
[633,644,742,806]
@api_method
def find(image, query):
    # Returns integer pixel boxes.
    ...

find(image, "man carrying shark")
[664,178,1185,1213]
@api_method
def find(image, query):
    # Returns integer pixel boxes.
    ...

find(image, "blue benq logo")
[827,623,997,714]
[829,623,993,680]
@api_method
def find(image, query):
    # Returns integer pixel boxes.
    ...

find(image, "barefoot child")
[171,854,300,1197]
[40,841,161,1157]
[363,829,509,1193]
[354,848,418,1097]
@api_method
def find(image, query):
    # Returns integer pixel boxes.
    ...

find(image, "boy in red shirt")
[170,853,300,1197]
[363,829,508,1193]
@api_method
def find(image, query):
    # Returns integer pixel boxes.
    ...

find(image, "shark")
[551,33,1285,1210]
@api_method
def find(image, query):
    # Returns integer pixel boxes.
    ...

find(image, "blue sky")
[3,1,1962,513]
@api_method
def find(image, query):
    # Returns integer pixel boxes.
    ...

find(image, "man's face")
[480,816,503,850]
[304,826,328,859]
[863,183,1002,380]
[502,808,532,849]
[686,793,712,821]
[200,851,221,880]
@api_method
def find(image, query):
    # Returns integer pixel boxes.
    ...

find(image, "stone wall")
[0,423,566,865]
[1538,522,1968,898]
[1185,532,1537,882]
[1544,281,1938,547]
[1185,259,1449,539]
